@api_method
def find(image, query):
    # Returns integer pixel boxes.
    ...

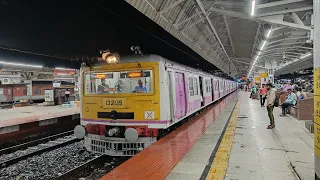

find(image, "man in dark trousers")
[266,83,276,129]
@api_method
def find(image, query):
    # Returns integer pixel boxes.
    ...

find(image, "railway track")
[53,155,106,180]
[0,130,74,156]
[0,135,80,168]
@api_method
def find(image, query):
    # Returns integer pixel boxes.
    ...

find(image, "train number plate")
[103,98,126,109]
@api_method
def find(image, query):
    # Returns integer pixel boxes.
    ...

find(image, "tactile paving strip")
[206,102,239,180]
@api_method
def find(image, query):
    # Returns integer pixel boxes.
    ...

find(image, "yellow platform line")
[206,102,240,180]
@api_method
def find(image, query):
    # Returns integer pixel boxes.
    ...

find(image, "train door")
[199,76,204,106]
[174,72,186,119]
[211,79,215,101]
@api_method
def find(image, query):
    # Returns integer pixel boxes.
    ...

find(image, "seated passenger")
[97,79,110,94]
[116,79,127,92]
[134,80,148,93]
[280,89,297,116]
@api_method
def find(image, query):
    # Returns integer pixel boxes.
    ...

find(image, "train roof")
[95,54,234,82]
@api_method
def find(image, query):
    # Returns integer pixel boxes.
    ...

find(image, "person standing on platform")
[65,89,71,103]
[266,83,276,129]
[259,84,267,107]
[250,85,257,98]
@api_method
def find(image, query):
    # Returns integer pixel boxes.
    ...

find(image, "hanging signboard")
[54,69,76,75]
[255,77,260,82]
[260,73,268,78]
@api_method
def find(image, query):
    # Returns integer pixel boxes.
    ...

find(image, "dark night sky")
[0,0,219,72]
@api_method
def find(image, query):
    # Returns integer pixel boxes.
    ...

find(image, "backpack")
[274,94,280,107]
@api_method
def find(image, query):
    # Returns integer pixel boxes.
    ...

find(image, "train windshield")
[84,70,153,95]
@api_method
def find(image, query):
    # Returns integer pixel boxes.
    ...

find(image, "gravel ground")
[0,136,75,163]
[0,141,97,180]
[79,158,128,180]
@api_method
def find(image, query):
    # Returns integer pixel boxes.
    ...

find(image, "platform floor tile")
[226,91,314,180]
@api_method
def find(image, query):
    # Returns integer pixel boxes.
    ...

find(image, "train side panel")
[203,77,213,106]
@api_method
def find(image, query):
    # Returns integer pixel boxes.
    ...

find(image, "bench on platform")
[288,92,314,120]
[277,91,289,104]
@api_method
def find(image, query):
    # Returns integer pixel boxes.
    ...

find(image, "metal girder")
[259,54,300,59]
[160,0,185,14]
[275,56,312,74]
[182,18,203,30]
[259,15,311,31]
[174,10,201,27]
[265,42,311,49]
[210,8,254,21]
[182,31,195,42]
[195,0,237,74]
[202,31,214,40]
[256,0,305,9]
[272,26,288,32]
[215,1,245,6]
[210,8,312,31]
[260,52,305,56]
[257,6,313,17]
[232,59,266,69]
[173,1,190,24]
[260,46,312,54]
[269,32,304,39]
[223,15,235,57]
[268,36,308,45]
[291,13,304,25]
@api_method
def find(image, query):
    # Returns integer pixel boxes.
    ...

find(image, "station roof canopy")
[125,0,314,77]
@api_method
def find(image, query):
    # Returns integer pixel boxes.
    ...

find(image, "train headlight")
[102,51,120,64]
[74,125,86,139]
[124,128,139,142]
[106,55,118,64]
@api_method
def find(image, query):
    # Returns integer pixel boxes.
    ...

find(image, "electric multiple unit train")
[74,54,236,156]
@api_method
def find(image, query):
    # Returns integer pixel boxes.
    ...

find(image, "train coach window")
[205,79,212,93]
[215,81,219,91]
[193,77,198,95]
[84,70,153,95]
[188,78,194,96]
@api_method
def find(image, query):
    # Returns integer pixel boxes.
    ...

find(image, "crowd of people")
[241,80,313,129]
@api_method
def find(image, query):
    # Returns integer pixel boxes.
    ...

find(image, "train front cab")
[78,61,163,156]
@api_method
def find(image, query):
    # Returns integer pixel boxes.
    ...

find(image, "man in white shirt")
[65,89,71,102]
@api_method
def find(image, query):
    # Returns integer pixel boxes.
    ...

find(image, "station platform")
[0,105,80,141]
[100,91,314,180]
[0,105,80,128]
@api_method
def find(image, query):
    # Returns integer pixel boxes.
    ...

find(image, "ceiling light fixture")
[260,40,267,50]
[251,0,256,16]
[300,53,312,59]
[266,29,272,38]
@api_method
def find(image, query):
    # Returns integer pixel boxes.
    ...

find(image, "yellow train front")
[74,53,236,156]
[75,55,164,156]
